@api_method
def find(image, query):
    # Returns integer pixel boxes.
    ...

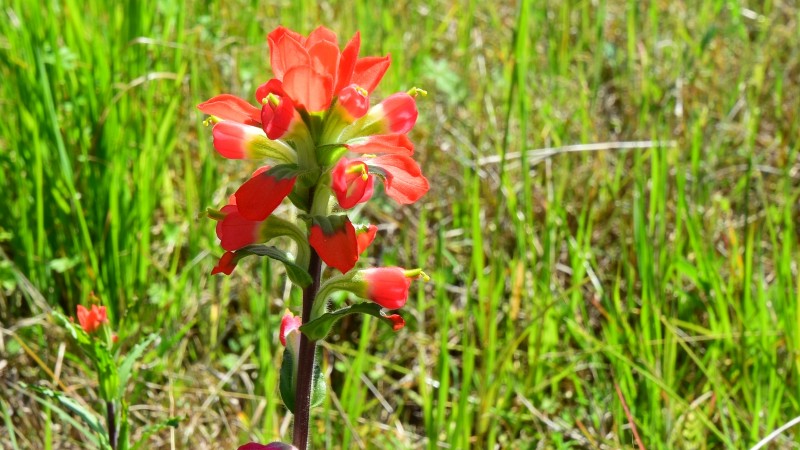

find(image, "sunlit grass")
[2,0,800,448]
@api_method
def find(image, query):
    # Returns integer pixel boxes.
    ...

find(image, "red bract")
[279,311,302,347]
[197,94,261,125]
[361,267,413,309]
[384,313,405,331]
[267,26,390,112]
[309,219,359,274]
[211,121,279,160]
[355,224,378,254]
[332,159,374,209]
[347,134,414,156]
[211,251,238,275]
[372,93,418,134]
[234,166,296,221]
[215,202,264,251]
[76,304,107,334]
[367,154,429,204]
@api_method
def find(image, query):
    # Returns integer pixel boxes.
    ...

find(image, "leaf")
[279,344,296,413]
[265,163,303,180]
[117,334,158,399]
[48,256,80,273]
[129,416,182,450]
[241,245,312,287]
[279,345,326,413]
[310,347,326,408]
[300,303,398,341]
[22,383,106,438]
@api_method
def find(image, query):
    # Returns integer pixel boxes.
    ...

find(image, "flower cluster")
[200,26,429,314]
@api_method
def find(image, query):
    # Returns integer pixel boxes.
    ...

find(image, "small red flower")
[76,304,108,334]
[337,84,370,120]
[331,159,374,209]
[368,92,418,134]
[360,267,417,309]
[309,217,359,274]
[234,166,296,221]
[255,79,298,140]
[279,311,302,347]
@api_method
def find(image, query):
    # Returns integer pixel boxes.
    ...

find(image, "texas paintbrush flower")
[199,25,430,449]
[76,304,108,334]
[357,267,427,309]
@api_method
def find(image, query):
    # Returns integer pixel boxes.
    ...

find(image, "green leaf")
[279,345,326,413]
[310,347,326,408]
[265,163,303,180]
[300,303,399,341]
[241,245,312,287]
[129,416,182,450]
[48,256,80,273]
[22,383,107,437]
[21,383,109,449]
[279,344,296,413]
[117,333,158,399]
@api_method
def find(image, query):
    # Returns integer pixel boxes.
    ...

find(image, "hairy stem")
[292,246,322,449]
[106,400,117,450]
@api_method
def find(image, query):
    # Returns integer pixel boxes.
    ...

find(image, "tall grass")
[2,0,799,448]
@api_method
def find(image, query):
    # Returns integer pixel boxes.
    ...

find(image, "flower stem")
[106,400,117,450]
[292,245,322,449]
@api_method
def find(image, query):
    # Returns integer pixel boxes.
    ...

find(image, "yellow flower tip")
[355,86,368,97]
[203,116,222,126]
[407,87,427,98]
[403,268,430,281]
[264,93,281,107]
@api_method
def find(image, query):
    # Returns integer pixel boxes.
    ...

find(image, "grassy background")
[1,0,799,448]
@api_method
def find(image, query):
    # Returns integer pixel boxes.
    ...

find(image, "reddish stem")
[292,247,322,450]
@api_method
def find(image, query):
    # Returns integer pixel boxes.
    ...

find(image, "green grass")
[2,0,800,448]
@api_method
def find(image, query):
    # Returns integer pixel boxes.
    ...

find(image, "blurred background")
[2,0,799,448]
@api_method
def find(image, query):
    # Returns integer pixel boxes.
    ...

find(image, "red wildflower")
[267,26,390,112]
[309,217,359,274]
[234,166,296,221]
[337,84,370,120]
[359,267,413,309]
[331,159,374,209]
[76,304,108,334]
[369,92,418,134]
